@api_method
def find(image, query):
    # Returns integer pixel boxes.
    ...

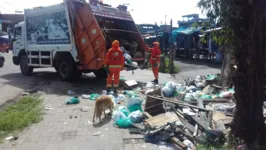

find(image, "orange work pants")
[106,70,120,88]
[152,63,159,79]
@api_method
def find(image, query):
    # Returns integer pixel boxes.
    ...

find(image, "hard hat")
[112,40,120,47]
[153,42,160,45]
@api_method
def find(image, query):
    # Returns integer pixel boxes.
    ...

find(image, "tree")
[198,0,266,148]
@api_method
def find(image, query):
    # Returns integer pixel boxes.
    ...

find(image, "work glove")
[103,65,109,74]
[153,63,158,68]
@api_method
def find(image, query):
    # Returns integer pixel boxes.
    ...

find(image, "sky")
[0,0,204,27]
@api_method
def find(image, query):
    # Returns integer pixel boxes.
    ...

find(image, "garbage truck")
[10,0,145,81]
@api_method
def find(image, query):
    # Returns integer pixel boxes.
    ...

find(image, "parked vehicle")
[0,53,5,67]
[10,0,145,81]
[0,35,10,53]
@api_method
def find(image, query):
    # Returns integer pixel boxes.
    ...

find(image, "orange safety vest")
[104,48,124,71]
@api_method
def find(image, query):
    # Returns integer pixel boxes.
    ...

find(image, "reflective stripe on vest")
[109,65,122,68]
[151,57,158,60]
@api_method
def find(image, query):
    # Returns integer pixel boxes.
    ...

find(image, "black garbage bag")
[144,130,172,144]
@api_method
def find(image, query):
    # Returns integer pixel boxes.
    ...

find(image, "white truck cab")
[12,21,26,64]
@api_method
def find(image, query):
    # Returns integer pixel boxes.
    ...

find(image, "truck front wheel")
[20,55,33,76]
[58,59,77,82]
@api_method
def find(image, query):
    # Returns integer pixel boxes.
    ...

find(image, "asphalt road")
[0,52,220,106]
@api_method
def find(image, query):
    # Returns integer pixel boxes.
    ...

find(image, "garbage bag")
[197,130,226,146]
[128,104,143,112]
[144,131,172,143]
[131,62,138,68]
[200,94,212,99]
[146,82,155,88]
[206,74,217,81]
[196,82,205,88]
[115,118,132,128]
[112,110,127,122]
[127,96,142,107]
[219,91,233,98]
[165,81,176,90]
[115,94,126,103]
[184,93,195,102]
[90,94,100,100]
[128,110,143,123]
[186,85,197,92]
[118,106,130,117]
[210,103,236,114]
[65,96,80,104]
[123,90,137,98]
[183,140,194,150]
[161,86,173,97]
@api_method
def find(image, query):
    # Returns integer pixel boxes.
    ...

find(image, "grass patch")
[159,56,179,73]
[0,95,43,141]
[196,144,234,150]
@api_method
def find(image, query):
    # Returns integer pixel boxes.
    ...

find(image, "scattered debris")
[45,107,53,110]
[93,131,102,136]
[74,115,78,118]
[81,107,89,112]
[67,90,76,95]
[5,136,18,141]
[125,80,138,87]
[22,92,30,96]
[70,115,73,119]
[65,96,80,105]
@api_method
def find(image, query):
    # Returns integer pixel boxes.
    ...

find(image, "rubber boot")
[154,79,159,84]
[107,88,111,94]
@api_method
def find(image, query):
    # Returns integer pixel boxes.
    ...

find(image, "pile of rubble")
[108,74,236,149]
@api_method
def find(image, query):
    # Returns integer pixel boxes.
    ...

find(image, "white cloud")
[0,0,204,26]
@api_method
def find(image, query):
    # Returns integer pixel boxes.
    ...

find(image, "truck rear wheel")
[20,55,33,76]
[58,59,77,82]
[93,68,107,80]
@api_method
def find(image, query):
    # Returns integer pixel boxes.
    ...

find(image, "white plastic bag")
[165,81,176,90]
[115,94,126,102]
[196,82,205,88]
[183,140,194,150]
[132,62,138,67]
[219,91,233,98]
[112,110,127,122]
[128,110,143,123]
[146,82,155,88]
[127,96,142,107]
[162,86,173,97]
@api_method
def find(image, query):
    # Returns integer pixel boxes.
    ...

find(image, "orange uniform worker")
[103,40,125,93]
[145,42,161,84]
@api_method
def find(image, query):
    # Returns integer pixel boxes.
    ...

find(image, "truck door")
[13,25,25,56]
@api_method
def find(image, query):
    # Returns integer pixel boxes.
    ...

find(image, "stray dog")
[93,95,114,122]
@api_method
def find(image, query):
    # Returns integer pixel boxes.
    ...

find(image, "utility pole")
[169,19,174,73]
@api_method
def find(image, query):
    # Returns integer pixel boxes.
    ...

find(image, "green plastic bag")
[123,91,137,98]
[65,96,80,104]
[128,104,143,112]
[200,94,212,99]
[90,94,100,100]
[119,107,130,117]
[173,91,180,97]
[116,118,132,128]
[206,74,217,81]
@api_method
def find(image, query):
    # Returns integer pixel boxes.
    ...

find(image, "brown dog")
[93,95,114,122]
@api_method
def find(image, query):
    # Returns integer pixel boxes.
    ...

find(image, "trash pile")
[108,74,236,149]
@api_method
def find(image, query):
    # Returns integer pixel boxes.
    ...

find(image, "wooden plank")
[197,99,208,122]
[147,95,210,111]
[146,114,169,125]
[191,115,209,131]
[173,111,195,133]
[144,112,153,118]
[154,116,179,127]
[169,137,187,150]
[145,103,164,110]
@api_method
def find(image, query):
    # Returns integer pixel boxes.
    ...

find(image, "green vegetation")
[196,144,234,150]
[159,56,179,73]
[0,96,43,141]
